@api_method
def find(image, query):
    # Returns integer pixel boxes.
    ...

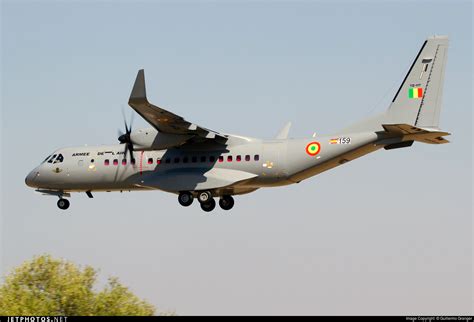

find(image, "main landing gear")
[57,198,70,210]
[177,191,235,212]
[178,192,194,207]
[219,195,234,211]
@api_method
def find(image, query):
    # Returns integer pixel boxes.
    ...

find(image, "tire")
[57,198,70,210]
[178,192,193,207]
[200,198,216,212]
[219,196,234,211]
[198,191,212,203]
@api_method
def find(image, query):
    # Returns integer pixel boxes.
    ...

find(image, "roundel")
[305,141,321,156]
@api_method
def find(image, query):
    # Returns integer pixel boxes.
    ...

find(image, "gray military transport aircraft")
[26,36,450,212]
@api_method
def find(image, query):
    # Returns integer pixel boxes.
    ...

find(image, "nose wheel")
[57,198,70,210]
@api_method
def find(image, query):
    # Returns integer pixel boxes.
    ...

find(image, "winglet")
[275,122,292,139]
[129,69,147,103]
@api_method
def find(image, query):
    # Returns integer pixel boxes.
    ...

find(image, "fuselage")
[25,132,380,197]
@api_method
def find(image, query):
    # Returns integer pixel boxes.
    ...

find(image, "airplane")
[25,36,450,212]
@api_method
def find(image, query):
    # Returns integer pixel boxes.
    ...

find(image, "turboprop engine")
[128,127,192,150]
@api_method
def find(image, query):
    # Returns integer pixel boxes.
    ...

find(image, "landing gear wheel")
[200,198,216,212]
[57,198,70,210]
[198,191,212,203]
[219,196,234,211]
[178,192,194,207]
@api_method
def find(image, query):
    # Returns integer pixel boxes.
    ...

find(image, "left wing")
[128,69,227,144]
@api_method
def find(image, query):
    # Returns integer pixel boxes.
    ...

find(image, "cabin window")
[183,157,189,163]
[191,156,197,163]
[218,156,224,163]
[122,159,127,165]
[104,159,110,166]
[174,157,180,163]
[245,155,251,161]
[165,158,171,164]
[91,159,95,163]
[209,156,216,162]
[254,155,260,161]
[236,155,241,162]
[200,156,206,163]
[227,156,233,162]
[148,158,153,164]
[113,159,118,166]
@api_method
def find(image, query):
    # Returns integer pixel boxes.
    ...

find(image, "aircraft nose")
[25,169,40,188]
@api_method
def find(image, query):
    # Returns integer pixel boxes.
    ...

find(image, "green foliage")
[0,254,156,316]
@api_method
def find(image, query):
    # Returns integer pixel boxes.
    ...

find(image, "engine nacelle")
[130,127,192,150]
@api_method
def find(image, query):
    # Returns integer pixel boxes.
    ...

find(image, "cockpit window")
[47,154,57,163]
[47,154,64,164]
[42,155,52,163]
[54,154,64,164]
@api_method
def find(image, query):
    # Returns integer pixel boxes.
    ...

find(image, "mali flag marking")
[408,87,423,99]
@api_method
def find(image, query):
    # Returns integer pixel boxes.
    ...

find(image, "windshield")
[43,153,64,164]
[42,154,52,164]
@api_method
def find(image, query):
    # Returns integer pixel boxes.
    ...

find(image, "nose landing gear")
[57,198,70,210]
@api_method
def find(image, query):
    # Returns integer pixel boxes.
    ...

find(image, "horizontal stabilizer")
[382,123,450,144]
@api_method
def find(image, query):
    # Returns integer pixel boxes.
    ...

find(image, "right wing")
[128,69,227,144]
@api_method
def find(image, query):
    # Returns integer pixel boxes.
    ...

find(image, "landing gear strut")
[57,198,70,210]
[219,195,234,210]
[178,192,194,207]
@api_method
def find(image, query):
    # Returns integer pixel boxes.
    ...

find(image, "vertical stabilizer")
[339,36,449,134]
[387,35,449,128]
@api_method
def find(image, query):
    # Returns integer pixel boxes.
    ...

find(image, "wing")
[128,69,227,144]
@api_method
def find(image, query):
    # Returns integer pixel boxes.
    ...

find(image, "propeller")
[118,109,135,165]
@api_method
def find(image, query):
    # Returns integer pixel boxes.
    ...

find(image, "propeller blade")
[118,106,135,167]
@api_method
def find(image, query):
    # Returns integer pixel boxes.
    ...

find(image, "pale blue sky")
[1,0,472,315]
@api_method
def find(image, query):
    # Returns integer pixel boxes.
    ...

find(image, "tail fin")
[387,35,449,128]
[339,36,449,134]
